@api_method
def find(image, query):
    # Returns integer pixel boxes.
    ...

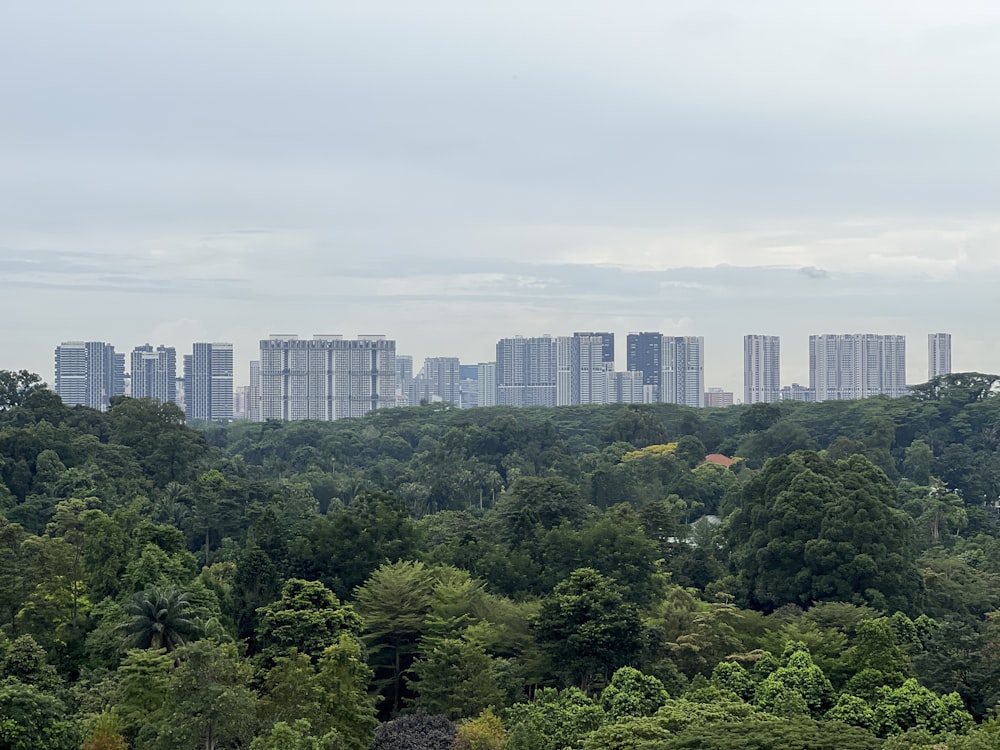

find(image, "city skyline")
[47,329,958,416]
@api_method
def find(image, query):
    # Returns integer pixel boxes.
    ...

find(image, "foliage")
[600,666,669,722]
[369,712,456,750]
[453,709,506,750]
[255,578,361,663]
[504,687,604,750]
[728,452,920,611]
[119,584,200,652]
[533,568,642,689]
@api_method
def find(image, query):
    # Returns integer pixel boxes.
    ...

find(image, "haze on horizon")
[3,1,1000,394]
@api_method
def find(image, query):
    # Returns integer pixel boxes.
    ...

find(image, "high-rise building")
[704,387,734,408]
[247,361,261,422]
[661,336,705,408]
[496,336,559,407]
[616,370,645,404]
[744,335,781,404]
[130,344,177,405]
[420,357,461,405]
[574,333,615,405]
[395,355,414,404]
[809,334,906,401]
[233,387,249,420]
[259,335,396,421]
[184,342,234,422]
[928,333,952,380]
[54,341,125,411]
[627,332,663,400]
[477,362,497,407]
[459,376,478,409]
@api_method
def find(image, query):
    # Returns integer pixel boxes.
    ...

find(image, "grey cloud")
[799,266,829,279]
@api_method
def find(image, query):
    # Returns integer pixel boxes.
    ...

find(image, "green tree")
[918,480,967,543]
[534,568,642,690]
[874,678,973,737]
[826,694,878,733]
[727,452,919,611]
[250,720,340,750]
[903,440,934,485]
[119,585,200,652]
[0,370,44,412]
[113,649,172,741]
[355,560,436,714]
[312,633,379,749]
[710,661,755,702]
[408,636,503,719]
[600,666,669,722]
[255,578,361,664]
[754,649,834,717]
[148,640,258,750]
[453,709,505,750]
[0,678,78,750]
[504,687,604,750]
[660,718,880,749]
[239,637,370,750]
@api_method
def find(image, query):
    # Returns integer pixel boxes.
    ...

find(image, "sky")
[3,1,1000,395]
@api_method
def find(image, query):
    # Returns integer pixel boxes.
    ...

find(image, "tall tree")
[533,568,642,691]
[0,370,43,412]
[119,585,200,652]
[727,452,920,611]
[355,560,436,714]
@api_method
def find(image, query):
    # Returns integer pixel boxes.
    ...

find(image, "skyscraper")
[247,360,261,423]
[809,334,906,401]
[130,344,177,405]
[54,341,125,411]
[495,336,559,407]
[184,342,234,422]
[661,336,704,408]
[928,333,952,380]
[627,332,663,400]
[420,357,461,405]
[259,335,396,421]
[477,362,497,407]
[616,370,645,404]
[744,335,781,404]
[574,333,615,405]
[395,355,414,403]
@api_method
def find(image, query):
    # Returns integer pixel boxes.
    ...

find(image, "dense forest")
[4,368,1000,749]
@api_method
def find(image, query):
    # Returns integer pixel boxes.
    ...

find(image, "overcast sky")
[3,1,1000,395]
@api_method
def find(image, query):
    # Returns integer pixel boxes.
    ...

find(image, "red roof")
[704,453,735,468]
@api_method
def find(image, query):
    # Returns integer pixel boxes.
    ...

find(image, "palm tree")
[120,585,200,652]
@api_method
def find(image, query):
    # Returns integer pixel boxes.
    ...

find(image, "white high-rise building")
[809,334,906,401]
[661,336,705,408]
[420,357,461,405]
[55,341,125,411]
[477,362,497,407]
[184,343,234,422]
[616,370,645,404]
[247,360,261,422]
[495,336,559,407]
[259,335,396,421]
[575,333,615,405]
[744,335,781,404]
[928,333,952,380]
[556,336,574,406]
[130,344,177,405]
